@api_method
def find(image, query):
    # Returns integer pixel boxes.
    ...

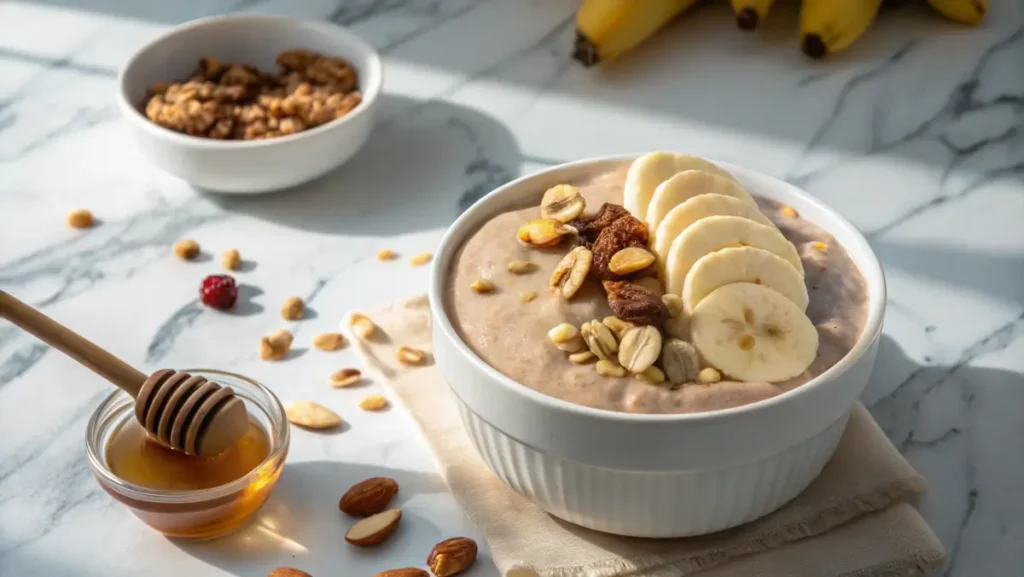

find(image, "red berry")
[200,274,238,310]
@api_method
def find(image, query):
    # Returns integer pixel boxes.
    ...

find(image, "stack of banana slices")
[625,152,816,383]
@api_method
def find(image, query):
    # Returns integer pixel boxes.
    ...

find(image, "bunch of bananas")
[572,0,987,65]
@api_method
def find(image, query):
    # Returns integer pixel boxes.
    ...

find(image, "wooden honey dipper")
[0,289,249,458]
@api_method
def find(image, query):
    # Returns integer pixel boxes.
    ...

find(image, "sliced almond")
[609,246,655,275]
[549,246,592,299]
[517,218,574,248]
[540,184,586,223]
[313,332,346,351]
[396,346,426,366]
[331,368,362,388]
[285,401,342,429]
[345,508,402,546]
[359,394,389,411]
[350,313,376,339]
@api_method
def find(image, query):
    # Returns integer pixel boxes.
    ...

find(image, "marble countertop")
[1,1,1022,575]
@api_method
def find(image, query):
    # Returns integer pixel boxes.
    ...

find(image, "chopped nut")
[350,313,376,339]
[568,203,630,248]
[359,394,389,411]
[603,280,670,327]
[609,246,656,275]
[638,365,666,385]
[410,252,433,266]
[313,332,346,351]
[580,319,618,361]
[173,239,201,260]
[662,339,700,385]
[281,296,305,320]
[517,218,574,248]
[634,276,664,296]
[602,316,635,340]
[697,367,722,384]
[550,246,593,299]
[595,359,627,378]
[661,294,684,318]
[470,278,495,293]
[221,248,241,270]
[664,315,689,340]
[331,368,362,387]
[591,215,649,279]
[548,323,584,353]
[812,241,828,251]
[781,205,799,218]
[540,184,586,223]
[618,326,663,374]
[519,291,538,303]
[259,329,294,360]
[508,260,537,274]
[396,346,427,366]
[377,249,398,261]
[285,400,342,429]
[66,209,94,229]
[568,350,596,364]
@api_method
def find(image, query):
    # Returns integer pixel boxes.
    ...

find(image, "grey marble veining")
[1,0,1022,576]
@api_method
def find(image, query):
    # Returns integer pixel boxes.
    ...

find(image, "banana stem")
[572,31,599,67]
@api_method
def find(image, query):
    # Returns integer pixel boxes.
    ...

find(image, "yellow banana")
[731,0,776,31]
[925,0,987,25]
[799,0,883,59]
[573,0,698,66]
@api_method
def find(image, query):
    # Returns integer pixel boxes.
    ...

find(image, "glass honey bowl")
[86,369,289,540]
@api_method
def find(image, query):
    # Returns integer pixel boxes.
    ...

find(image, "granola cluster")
[142,50,362,141]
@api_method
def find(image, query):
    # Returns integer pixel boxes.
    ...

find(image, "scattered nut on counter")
[350,313,376,339]
[340,477,399,517]
[396,346,426,366]
[284,400,342,429]
[221,248,241,270]
[259,329,294,360]
[173,239,200,260]
[66,209,94,229]
[409,252,433,266]
[373,569,429,577]
[359,394,389,412]
[331,368,362,388]
[143,51,362,141]
[377,249,398,261]
[345,508,402,546]
[427,537,478,577]
[313,332,346,351]
[281,296,305,320]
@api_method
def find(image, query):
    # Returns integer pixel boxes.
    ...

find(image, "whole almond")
[268,568,312,577]
[427,537,478,577]
[266,569,309,577]
[345,508,402,546]
[374,569,429,577]
[340,477,399,517]
[331,368,362,388]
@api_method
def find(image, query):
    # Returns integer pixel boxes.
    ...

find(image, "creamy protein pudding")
[445,153,869,414]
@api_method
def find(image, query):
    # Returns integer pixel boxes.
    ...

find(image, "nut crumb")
[638,365,666,385]
[377,249,398,261]
[812,241,828,251]
[519,291,537,303]
[568,350,595,364]
[410,252,433,266]
[259,329,294,361]
[396,346,426,365]
[595,359,627,378]
[173,239,200,260]
[359,394,389,411]
[470,278,495,293]
[66,209,94,229]
[281,296,305,320]
[781,206,799,218]
[697,367,722,384]
[507,260,536,274]
[350,313,376,339]
[313,332,346,351]
[221,248,241,270]
[331,368,362,387]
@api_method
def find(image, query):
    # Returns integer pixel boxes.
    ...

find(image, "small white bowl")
[118,15,382,194]
[429,155,887,538]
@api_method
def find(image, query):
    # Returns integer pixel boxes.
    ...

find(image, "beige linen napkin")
[351,296,946,577]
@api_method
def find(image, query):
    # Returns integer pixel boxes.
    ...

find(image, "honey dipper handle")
[0,290,148,396]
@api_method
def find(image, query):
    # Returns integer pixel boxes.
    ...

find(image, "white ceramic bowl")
[428,155,886,538]
[118,15,382,194]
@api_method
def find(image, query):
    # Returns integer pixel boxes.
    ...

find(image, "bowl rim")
[116,13,383,150]
[85,368,290,504]
[429,153,887,424]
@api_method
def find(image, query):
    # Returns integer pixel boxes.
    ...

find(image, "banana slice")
[646,170,756,232]
[683,247,809,314]
[624,152,740,220]
[652,193,774,277]
[664,215,803,296]
[690,282,818,383]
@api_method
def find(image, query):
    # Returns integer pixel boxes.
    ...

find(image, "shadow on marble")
[171,460,462,576]
[204,94,520,235]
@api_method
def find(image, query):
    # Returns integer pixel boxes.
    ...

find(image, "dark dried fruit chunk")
[590,216,649,280]
[568,203,631,247]
[603,280,669,327]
